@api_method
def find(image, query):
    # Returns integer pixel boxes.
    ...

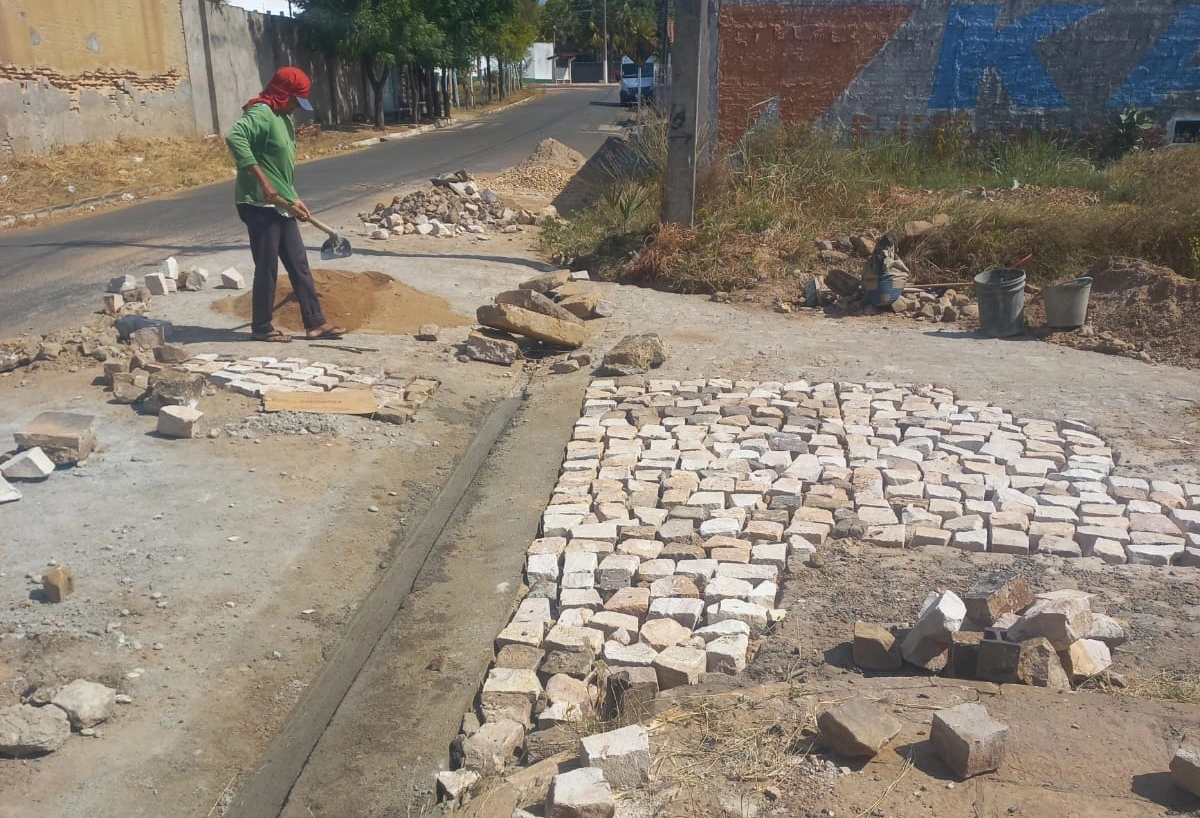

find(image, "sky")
[224,0,295,16]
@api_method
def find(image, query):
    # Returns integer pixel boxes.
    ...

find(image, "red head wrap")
[244,67,312,113]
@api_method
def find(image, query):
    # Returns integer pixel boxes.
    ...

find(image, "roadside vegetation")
[0,126,373,217]
[543,116,1200,293]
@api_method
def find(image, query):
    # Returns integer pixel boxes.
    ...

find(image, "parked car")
[619,57,655,106]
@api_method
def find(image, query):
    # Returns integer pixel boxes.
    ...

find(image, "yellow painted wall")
[0,0,186,77]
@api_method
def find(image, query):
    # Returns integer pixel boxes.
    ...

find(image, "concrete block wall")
[718,0,1200,142]
[1,0,368,156]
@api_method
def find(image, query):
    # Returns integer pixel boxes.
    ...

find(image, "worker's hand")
[263,188,288,209]
[290,199,312,222]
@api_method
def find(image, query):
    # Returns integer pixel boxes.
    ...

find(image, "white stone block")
[580,725,651,791]
[157,406,202,439]
[0,447,55,480]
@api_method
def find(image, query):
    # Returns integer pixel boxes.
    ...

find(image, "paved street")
[0,85,624,336]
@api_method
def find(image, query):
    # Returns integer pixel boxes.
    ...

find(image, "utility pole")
[663,0,711,226]
[602,0,609,84]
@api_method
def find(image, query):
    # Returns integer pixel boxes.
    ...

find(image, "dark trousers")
[237,203,326,334]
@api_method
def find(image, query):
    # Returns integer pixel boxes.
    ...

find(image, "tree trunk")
[363,56,386,129]
[485,59,493,104]
[325,55,339,124]
[441,69,451,119]
[410,65,420,125]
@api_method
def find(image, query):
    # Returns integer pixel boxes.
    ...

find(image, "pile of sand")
[213,269,469,335]
[486,138,592,200]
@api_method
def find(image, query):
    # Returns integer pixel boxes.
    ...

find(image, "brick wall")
[718,0,1200,142]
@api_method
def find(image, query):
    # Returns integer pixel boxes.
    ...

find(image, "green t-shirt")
[226,103,299,212]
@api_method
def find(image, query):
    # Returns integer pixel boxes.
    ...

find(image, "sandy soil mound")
[213,269,469,334]
[1065,257,1200,367]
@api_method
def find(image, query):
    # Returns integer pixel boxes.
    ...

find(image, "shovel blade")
[320,236,352,260]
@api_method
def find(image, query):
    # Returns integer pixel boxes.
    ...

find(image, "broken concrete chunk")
[652,645,706,690]
[154,343,191,365]
[598,334,666,376]
[143,370,206,414]
[0,447,55,480]
[14,412,97,465]
[219,268,246,289]
[930,703,1008,779]
[963,574,1034,626]
[495,289,584,324]
[579,724,650,791]
[1171,745,1200,798]
[416,324,440,341]
[436,768,479,802]
[0,704,71,757]
[558,291,603,319]
[547,766,615,818]
[465,331,521,365]
[51,679,116,728]
[461,719,525,773]
[144,273,169,296]
[1016,637,1071,689]
[107,275,137,293]
[156,406,203,439]
[1006,595,1093,651]
[0,474,20,504]
[853,621,903,671]
[481,667,543,726]
[1060,638,1112,683]
[114,315,172,343]
[519,269,572,294]
[818,697,903,758]
[42,565,74,603]
[477,303,585,348]
[900,590,965,672]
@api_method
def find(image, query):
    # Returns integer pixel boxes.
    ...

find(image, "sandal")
[305,325,348,340]
[251,329,292,343]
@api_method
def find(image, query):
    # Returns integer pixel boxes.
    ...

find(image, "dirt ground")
[212,268,471,334]
[3,157,1200,818]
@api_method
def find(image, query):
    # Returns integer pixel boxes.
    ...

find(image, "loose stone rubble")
[858,575,1120,688]
[141,355,440,425]
[358,173,556,242]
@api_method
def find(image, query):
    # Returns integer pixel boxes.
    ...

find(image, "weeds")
[544,118,1200,292]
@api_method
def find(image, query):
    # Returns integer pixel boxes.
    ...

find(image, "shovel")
[285,205,352,259]
[308,214,353,260]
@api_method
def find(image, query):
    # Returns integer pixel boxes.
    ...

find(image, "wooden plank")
[261,388,378,415]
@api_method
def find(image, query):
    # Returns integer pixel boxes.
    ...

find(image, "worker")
[226,67,346,342]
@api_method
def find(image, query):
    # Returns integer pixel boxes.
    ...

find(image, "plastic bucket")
[973,268,1026,338]
[1042,276,1093,329]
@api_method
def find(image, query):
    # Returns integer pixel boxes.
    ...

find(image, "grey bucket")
[1042,276,1093,329]
[973,268,1026,338]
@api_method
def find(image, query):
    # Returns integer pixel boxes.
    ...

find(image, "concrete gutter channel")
[227,373,587,817]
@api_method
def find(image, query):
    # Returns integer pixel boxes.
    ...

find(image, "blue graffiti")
[1109,5,1200,108]
[929,4,1099,110]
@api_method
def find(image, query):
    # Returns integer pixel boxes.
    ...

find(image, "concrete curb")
[1,186,163,231]
[224,389,527,818]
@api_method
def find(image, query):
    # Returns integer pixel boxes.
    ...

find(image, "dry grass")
[0,125,373,217]
[650,688,815,791]
[543,122,1200,293]
[1092,670,1200,704]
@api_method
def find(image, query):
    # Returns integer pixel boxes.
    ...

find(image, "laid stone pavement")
[470,376,1200,771]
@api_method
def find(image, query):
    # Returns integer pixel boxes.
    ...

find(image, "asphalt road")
[0,85,625,337]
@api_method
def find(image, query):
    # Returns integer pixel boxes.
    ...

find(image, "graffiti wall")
[718,0,1200,141]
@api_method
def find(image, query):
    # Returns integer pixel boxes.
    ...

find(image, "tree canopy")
[296,0,538,125]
